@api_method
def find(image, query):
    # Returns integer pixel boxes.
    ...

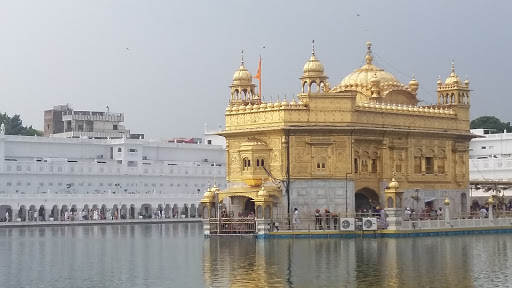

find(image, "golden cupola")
[408,74,419,94]
[331,42,419,105]
[436,61,470,106]
[300,40,329,94]
[444,61,461,86]
[229,51,257,105]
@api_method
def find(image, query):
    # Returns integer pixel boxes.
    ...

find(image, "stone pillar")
[200,185,216,236]
[487,196,494,222]
[384,178,404,230]
[444,197,451,225]
[253,185,274,236]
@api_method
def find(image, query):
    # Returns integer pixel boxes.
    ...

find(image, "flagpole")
[259,55,262,101]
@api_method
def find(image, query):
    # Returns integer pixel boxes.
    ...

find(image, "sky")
[0,0,511,139]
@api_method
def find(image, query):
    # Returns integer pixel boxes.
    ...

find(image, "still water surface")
[0,223,511,287]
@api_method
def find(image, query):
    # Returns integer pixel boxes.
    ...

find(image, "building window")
[117,148,122,152]
[99,183,104,187]
[207,140,212,145]
[113,124,118,130]
[49,182,54,186]
[129,148,137,153]
[16,181,22,186]
[26,166,31,172]
[425,157,434,174]
[243,158,251,171]
[58,182,63,187]
[361,159,368,173]
[16,166,22,171]
[354,158,359,173]
[370,159,377,173]
[481,146,486,149]
[39,182,44,187]
[414,157,422,174]
[395,155,403,173]
[27,182,31,186]
[7,182,12,186]
[438,157,445,174]
[57,166,63,172]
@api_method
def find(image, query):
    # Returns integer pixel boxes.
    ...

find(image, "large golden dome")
[333,42,400,91]
[331,42,418,105]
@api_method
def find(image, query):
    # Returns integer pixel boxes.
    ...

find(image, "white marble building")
[469,129,512,203]
[0,130,226,221]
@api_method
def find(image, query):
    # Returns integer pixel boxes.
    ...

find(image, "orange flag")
[254,58,261,80]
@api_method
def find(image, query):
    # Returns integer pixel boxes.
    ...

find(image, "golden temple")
[201,41,474,219]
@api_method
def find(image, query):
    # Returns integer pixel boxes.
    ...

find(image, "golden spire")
[241,49,244,66]
[312,40,315,56]
[365,42,373,65]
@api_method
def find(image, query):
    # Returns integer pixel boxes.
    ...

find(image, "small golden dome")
[260,102,267,110]
[437,75,442,87]
[225,105,232,113]
[232,57,253,84]
[409,74,419,91]
[303,54,325,76]
[464,76,470,86]
[303,41,325,76]
[274,98,281,109]
[487,195,495,205]
[290,98,297,107]
[444,61,460,85]
[388,178,400,189]
[281,98,289,108]
[444,197,451,206]
[203,186,214,200]
[258,184,269,197]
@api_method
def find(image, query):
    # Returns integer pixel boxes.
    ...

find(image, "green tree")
[0,112,42,136]
[470,116,511,132]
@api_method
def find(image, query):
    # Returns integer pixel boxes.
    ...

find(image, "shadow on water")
[1,223,512,287]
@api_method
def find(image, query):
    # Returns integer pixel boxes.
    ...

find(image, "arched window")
[317,163,321,169]
[256,159,260,166]
[117,148,122,152]
[261,159,265,167]
[321,163,326,169]
[243,158,250,171]
[387,197,394,208]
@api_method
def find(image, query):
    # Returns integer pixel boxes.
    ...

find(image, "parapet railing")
[208,218,256,235]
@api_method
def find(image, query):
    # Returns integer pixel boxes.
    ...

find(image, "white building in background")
[469,129,512,203]
[203,123,226,148]
[0,130,226,221]
[469,129,512,181]
[43,104,143,139]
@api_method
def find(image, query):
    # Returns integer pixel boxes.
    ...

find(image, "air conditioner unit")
[362,217,378,231]
[339,218,355,231]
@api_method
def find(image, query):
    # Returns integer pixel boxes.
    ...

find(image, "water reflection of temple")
[203,41,474,221]
[201,236,492,287]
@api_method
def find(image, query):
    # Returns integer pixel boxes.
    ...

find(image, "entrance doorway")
[355,187,380,213]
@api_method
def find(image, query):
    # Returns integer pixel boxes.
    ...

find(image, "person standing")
[293,208,300,229]
[5,211,8,222]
